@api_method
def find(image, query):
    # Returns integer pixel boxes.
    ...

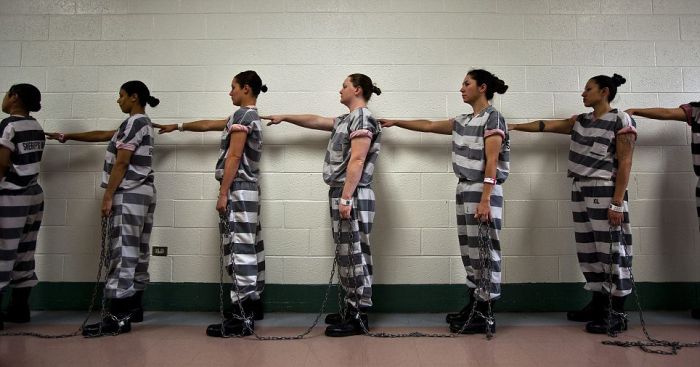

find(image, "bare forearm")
[629,108,685,121]
[613,159,632,203]
[280,114,333,131]
[219,157,241,196]
[64,130,116,142]
[511,119,572,134]
[341,159,365,200]
[182,119,227,132]
[480,161,497,203]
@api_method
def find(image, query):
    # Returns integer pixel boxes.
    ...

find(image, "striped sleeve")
[0,120,15,151]
[228,109,256,134]
[615,111,637,137]
[349,110,378,140]
[680,104,700,127]
[484,110,506,139]
[116,117,150,151]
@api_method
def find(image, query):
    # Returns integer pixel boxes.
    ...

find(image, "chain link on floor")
[0,216,114,338]
[335,217,495,339]
[216,209,337,340]
[601,227,700,355]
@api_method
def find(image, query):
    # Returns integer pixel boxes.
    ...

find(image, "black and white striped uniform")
[102,114,156,299]
[0,115,45,292]
[680,103,700,223]
[452,106,508,301]
[217,107,265,304]
[568,109,636,297]
[325,107,381,309]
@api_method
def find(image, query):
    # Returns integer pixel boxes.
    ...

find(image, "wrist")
[609,202,624,213]
[339,198,353,206]
[178,123,185,132]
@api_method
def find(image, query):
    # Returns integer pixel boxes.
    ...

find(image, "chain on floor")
[216,210,338,340]
[600,227,700,355]
[341,218,495,339]
[0,216,116,339]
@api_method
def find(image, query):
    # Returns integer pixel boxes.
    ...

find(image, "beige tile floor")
[1,312,699,367]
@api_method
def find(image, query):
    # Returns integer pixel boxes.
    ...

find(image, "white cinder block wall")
[2,0,700,287]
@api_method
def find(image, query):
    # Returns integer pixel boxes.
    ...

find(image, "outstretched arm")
[46,130,116,143]
[378,118,453,135]
[508,117,576,135]
[261,114,335,131]
[625,107,686,122]
[153,119,228,134]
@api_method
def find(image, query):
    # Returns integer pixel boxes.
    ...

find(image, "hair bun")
[495,79,508,94]
[611,73,626,87]
[260,84,268,93]
[372,85,382,96]
[147,96,160,107]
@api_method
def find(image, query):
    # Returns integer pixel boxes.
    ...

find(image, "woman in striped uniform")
[0,84,44,331]
[154,70,267,337]
[625,103,699,320]
[46,81,159,337]
[380,69,509,334]
[510,74,636,334]
[262,73,382,337]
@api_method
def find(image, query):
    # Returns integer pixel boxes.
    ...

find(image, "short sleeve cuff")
[0,138,15,152]
[680,104,693,126]
[616,125,637,138]
[116,141,136,151]
[350,129,373,140]
[484,128,506,139]
[229,124,251,134]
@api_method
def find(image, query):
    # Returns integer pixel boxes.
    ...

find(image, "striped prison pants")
[223,181,265,303]
[330,186,374,308]
[0,184,43,291]
[105,184,156,299]
[571,178,633,297]
[456,181,503,301]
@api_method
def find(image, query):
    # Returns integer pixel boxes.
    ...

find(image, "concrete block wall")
[2,0,700,287]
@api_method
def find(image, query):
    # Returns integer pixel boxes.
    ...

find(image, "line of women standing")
[1,67,697,339]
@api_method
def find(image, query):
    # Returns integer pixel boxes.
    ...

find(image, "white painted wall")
[2,0,699,285]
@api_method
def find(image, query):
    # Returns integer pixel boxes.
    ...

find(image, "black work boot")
[82,297,133,337]
[4,287,32,323]
[206,317,254,337]
[224,297,264,321]
[325,304,355,325]
[325,307,368,337]
[567,291,607,322]
[449,300,496,334]
[691,309,700,320]
[128,291,144,323]
[585,295,628,334]
[445,289,476,323]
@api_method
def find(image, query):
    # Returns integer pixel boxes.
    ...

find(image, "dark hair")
[589,73,626,102]
[466,69,508,100]
[348,73,381,101]
[8,83,41,112]
[120,80,159,108]
[234,70,267,97]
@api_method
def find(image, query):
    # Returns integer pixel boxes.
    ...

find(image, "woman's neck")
[592,102,612,119]
[346,99,366,112]
[470,99,490,116]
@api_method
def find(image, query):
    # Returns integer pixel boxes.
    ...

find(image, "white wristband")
[178,123,184,132]
[483,177,496,185]
[609,203,624,213]
[339,198,353,206]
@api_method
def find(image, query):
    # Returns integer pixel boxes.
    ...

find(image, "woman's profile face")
[339,77,358,105]
[460,75,481,104]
